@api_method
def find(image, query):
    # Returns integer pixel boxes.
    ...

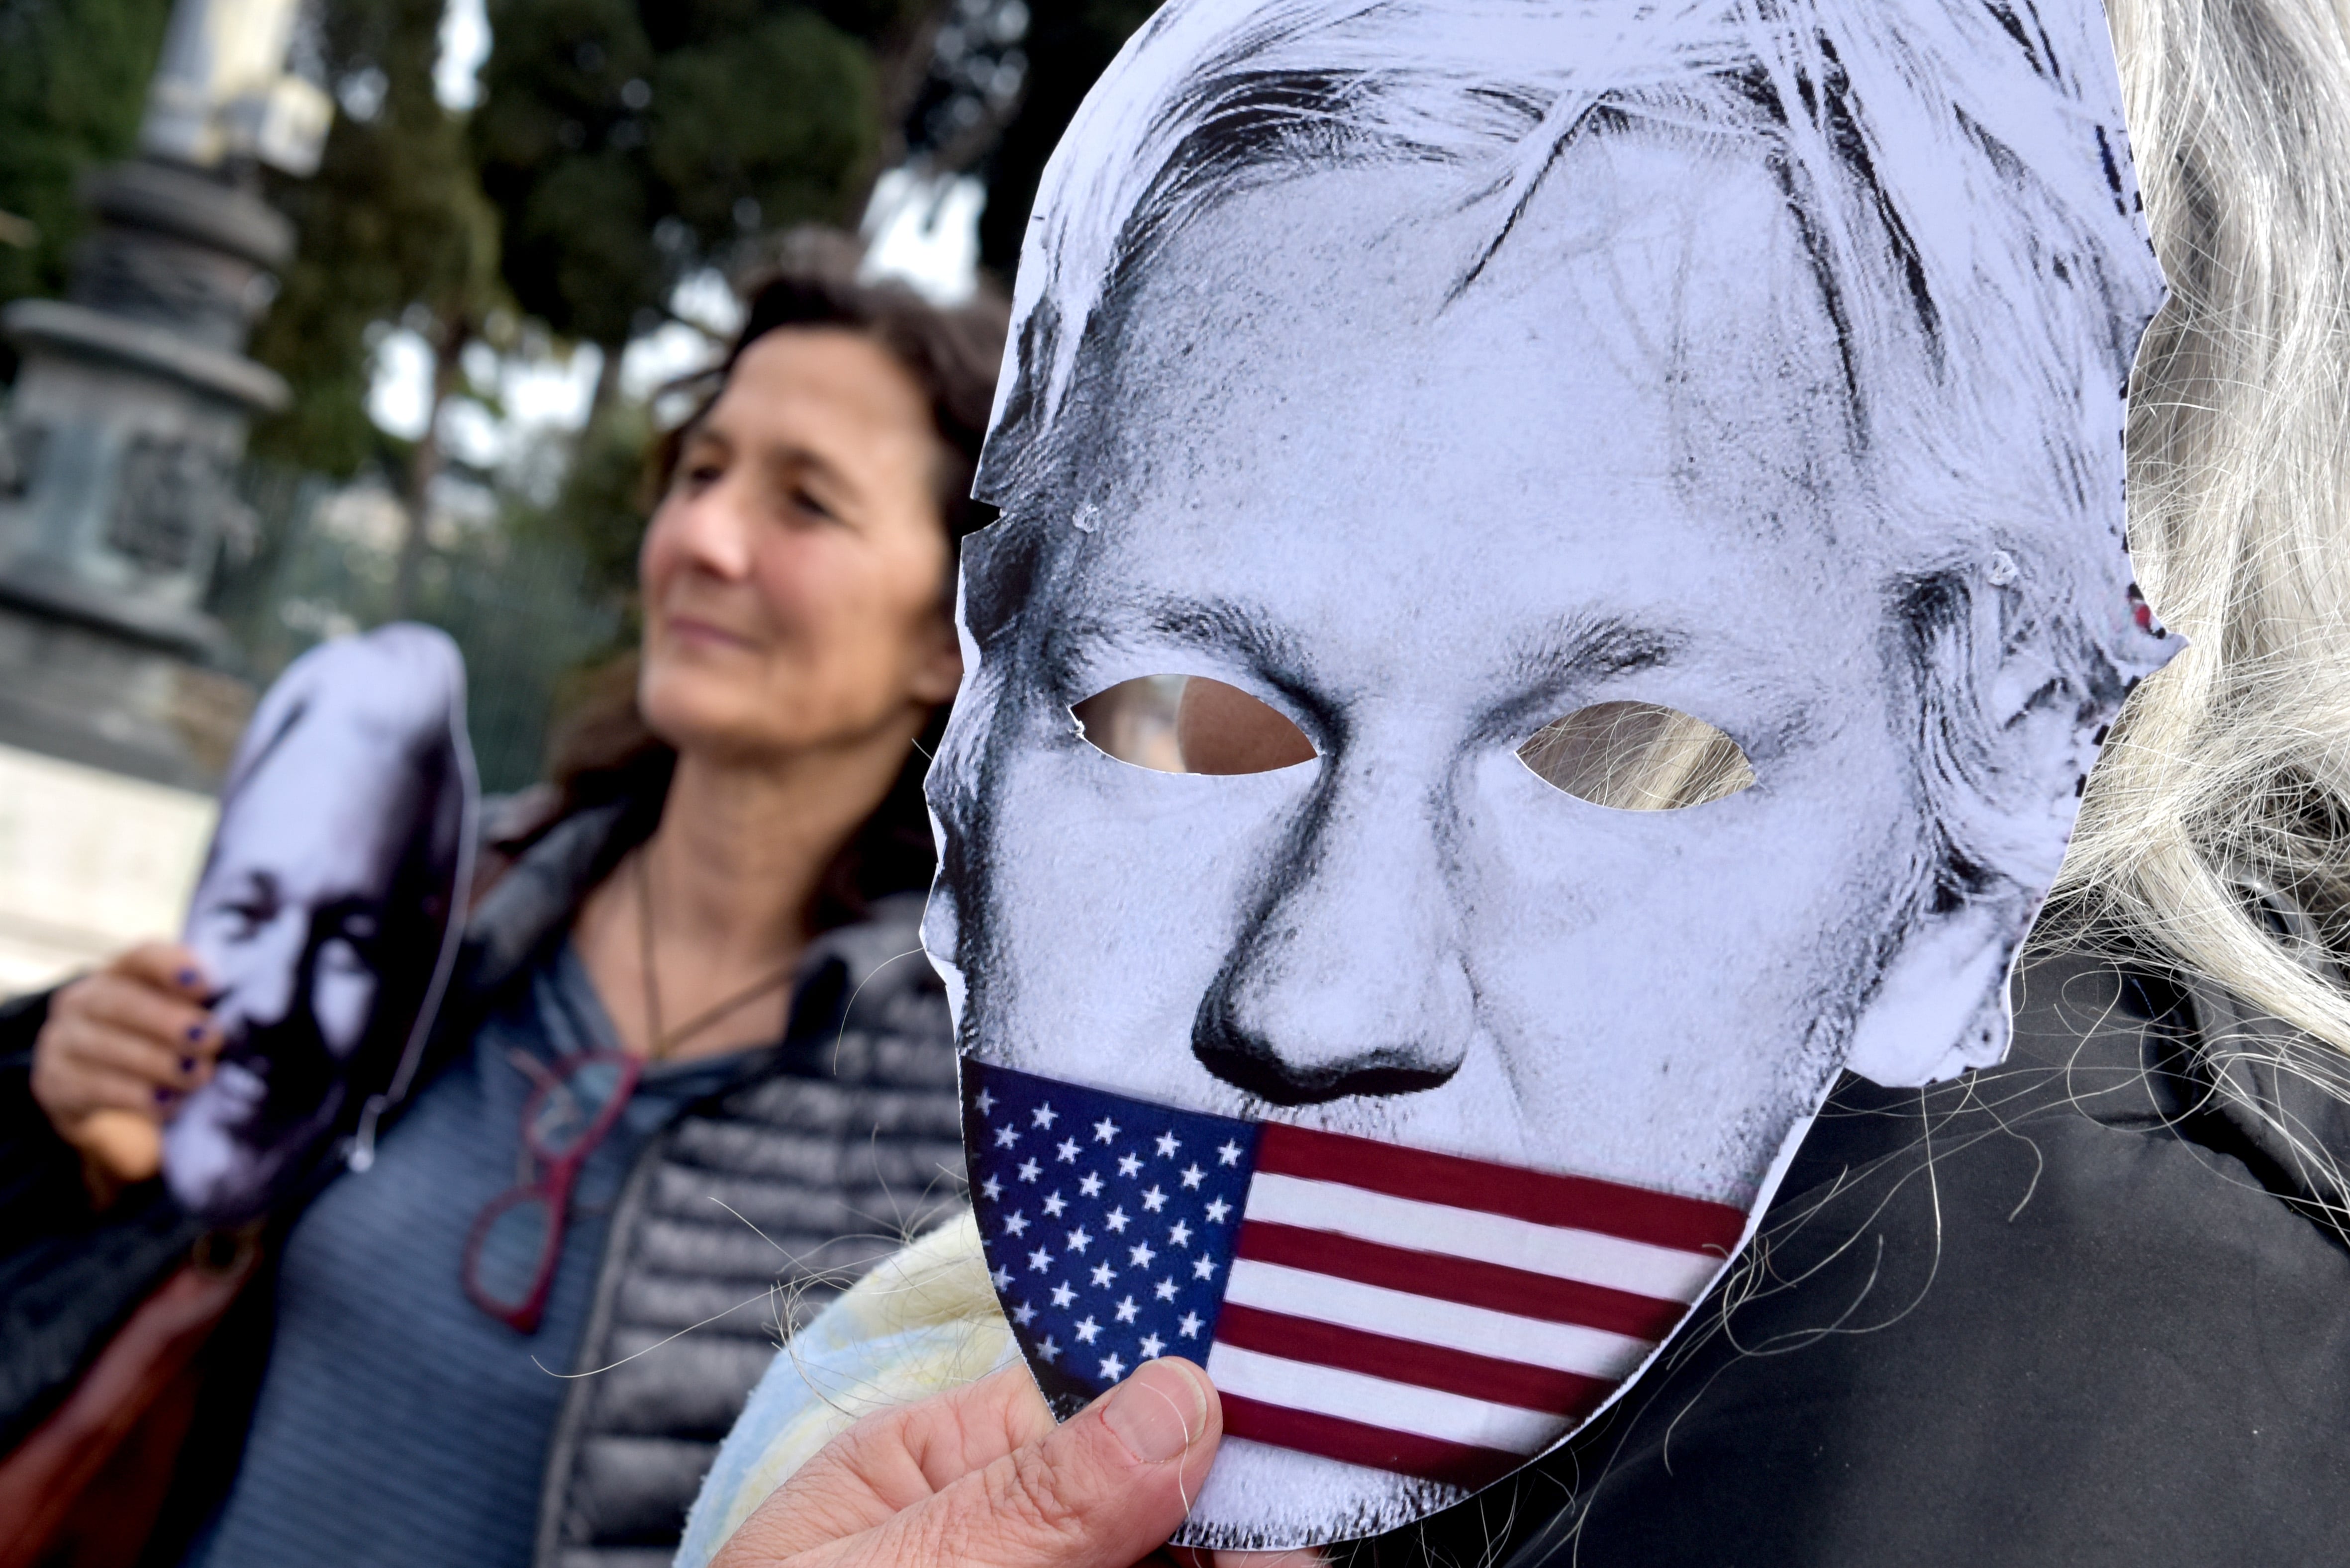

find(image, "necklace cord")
[633,849,796,1060]
[634,848,664,1052]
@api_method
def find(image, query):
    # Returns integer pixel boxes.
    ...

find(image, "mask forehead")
[929,0,2177,1550]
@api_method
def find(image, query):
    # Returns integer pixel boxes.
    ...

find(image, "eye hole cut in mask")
[1073,674,1318,774]
[1518,701,1756,811]
[1077,681,1752,811]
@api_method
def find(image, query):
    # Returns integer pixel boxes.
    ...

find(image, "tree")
[472,0,934,396]
[972,0,1158,276]
[881,0,1159,280]
[509,392,650,613]
[0,0,176,382]
[246,0,503,611]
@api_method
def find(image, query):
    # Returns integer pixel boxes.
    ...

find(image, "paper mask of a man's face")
[927,0,2178,1548]
[166,624,475,1224]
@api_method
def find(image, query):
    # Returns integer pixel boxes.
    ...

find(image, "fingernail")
[154,1086,176,1104]
[181,1057,197,1075]
[185,1023,205,1044]
[1101,1359,1205,1464]
[177,968,198,988]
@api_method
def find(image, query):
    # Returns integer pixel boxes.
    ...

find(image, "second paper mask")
[927,0,2179,1548]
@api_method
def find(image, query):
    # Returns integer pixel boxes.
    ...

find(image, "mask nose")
[1192,761,1474,1106]
[212,907,305,1043]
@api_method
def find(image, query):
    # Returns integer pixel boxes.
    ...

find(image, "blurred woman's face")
[639,327,961,763]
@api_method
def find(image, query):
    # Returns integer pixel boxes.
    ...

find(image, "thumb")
[871,1357,1221,1568]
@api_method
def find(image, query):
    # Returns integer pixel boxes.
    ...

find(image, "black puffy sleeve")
[0,984,204,1451]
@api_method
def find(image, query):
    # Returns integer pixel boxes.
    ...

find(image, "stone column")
[0,0,328,790]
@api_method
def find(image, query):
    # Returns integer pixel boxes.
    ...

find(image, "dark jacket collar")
[397,798,933,1120]
[2172,972,2350,1232]
[463,800,635,1007]
[1785,940,2350,1247]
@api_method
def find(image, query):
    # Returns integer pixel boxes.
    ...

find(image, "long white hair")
[2052,0,2350,1062]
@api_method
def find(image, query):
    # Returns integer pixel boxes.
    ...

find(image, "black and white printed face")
[165,631,461,1223]
[188,718,408,1069]
[938,135,1992,1545]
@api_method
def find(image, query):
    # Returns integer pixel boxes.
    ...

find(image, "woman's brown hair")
[534,228,1009,931]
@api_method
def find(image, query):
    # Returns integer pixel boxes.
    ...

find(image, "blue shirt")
[188,943,743,1568]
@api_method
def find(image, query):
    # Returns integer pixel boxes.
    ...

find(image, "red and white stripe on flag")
[1205,1122,1749,1488]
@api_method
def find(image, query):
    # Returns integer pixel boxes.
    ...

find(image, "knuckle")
[892,1500,955,1565]
[66,978,140,1032]
[995,1440,1091,1545]
[820,1408,903,1479]
[34,1018,85,1072]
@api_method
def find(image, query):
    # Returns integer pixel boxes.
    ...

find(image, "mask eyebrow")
[1042,594,1315,701]
[1477,617,1685,735]
[211,867,282,921]
[1506,616,1682,686]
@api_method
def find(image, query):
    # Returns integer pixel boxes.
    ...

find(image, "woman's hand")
[30,942,219,1194]
[712,1357,1324,1568]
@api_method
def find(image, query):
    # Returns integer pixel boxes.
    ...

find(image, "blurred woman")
[0,231,1006,1568]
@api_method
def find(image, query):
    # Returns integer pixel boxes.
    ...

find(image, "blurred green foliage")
[214,464,624,791]
[0,0,175,380]
[975,0,1158,276]
[249,0,503,479]
[510,392,651,620]
[473,0,930,355]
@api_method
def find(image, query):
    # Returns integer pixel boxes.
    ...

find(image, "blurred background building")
[0,0,1158,988]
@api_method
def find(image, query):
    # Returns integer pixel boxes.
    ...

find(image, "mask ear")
[1845,566,2147,1088]
[1842,899,2018,1087]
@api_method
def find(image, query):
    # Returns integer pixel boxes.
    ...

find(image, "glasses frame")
[462,1049,644,1333]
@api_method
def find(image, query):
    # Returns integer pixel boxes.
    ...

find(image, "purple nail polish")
[185,1023,205,1043]
[181,1057,197,1075]
[154,1086,175,1104]
[177,968,197,987]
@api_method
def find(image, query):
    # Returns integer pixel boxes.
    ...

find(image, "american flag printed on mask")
[963,1060,1749,1489]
